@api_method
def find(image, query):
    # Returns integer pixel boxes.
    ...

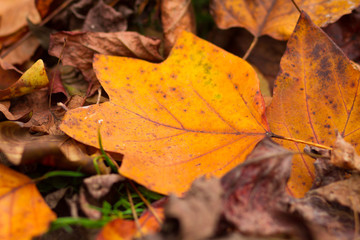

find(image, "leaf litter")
[2,0,360,239]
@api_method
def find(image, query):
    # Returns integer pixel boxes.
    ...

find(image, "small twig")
[129,180,163,224]
[0,0,74,59]
[243,36,258,60]
[126,184,143,237]
[291,0,301,13]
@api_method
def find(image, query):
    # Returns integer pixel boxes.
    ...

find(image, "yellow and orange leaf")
[60,31,269,196]
[0,59,49,100]
[266,11,360,197]
[0,164,56,240]
[97,208,164,240]
[210,0,360,40]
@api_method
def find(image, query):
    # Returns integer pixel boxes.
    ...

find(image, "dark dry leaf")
[221,138,293,236]
[82,0,133,32]
[159,177,223,240]
[80,174,125,219]
[324,7,360,62]
[291,180,359,240]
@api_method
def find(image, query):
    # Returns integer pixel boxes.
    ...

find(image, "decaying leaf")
[79,174,125,219]
[161,0,196,56]
[266,11,360,197]
[324,7,360,62]
[0,60,48,100]
[222,138,293,236]
[331,131,360,170]
[0,121,107,174]
[210,0,360,40]
[291,175,360,240]
[60,31,269,195]
[0,164,56,240]
[161,177,223,240]
[48,31,163,91]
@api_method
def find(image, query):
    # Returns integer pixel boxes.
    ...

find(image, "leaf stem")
[270,133,332,150]
[243,36,258,60]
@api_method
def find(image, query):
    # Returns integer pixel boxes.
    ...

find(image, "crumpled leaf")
[161,0,196,56]
[222,138,293,236]
[60,31,269,195]
[97,207,164,240]
[0,0,41,36]
[210,0,360,40]
[331,131,360,170]
[48,31,163,94]
[0,59,48,100]
[291,176,360,240]
[266,11,360,197]
[79,174,125,219]
[160,177,223,240]
[0,121,107,174]
[0,100,32,122]
[0,163,56,240]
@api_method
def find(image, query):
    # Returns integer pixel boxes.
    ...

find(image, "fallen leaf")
[48,31,163,94]
[161,0,196,56]
[79,174,125,219]
[0,59,48,100]
[0,100,32,122]
[311,152,348,189]
[160,177,223,240]
[0,163,56,240]
[60,31,269,195]
[266,11,360,197]
[291,176,360,240]
[0,61,21,89]
[222,138,292,236]
[2,36,40,66]
[210,0,360,40]
[0,121,107,174]
[97,207,164,240]
[82,0,132,32]
[49,70,69,105]
[331,131,360,171]
[324,7,360,62]
[0,0,41,37]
